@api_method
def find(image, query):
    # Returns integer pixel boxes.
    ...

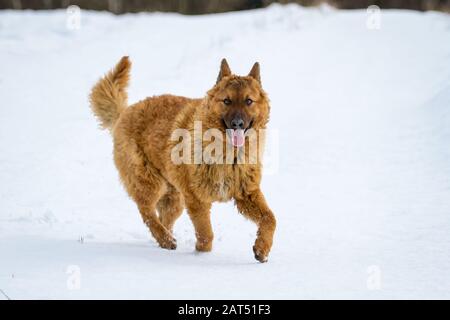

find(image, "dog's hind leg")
[115,146,177,250]
[140,205,177,250]
[135,179,177,249]
[157,184,184,233]
[134,176,177,250]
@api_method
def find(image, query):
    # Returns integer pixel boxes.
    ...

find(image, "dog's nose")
[231,118,245,129]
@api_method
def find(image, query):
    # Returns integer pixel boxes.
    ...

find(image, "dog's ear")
[217,58,231,84]
[248,62,261,84]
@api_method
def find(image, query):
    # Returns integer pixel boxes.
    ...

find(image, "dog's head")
[205,59,270,146]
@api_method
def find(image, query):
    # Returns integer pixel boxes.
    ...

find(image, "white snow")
[1,4,450,299]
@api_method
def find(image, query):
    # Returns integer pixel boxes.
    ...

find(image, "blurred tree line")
[0,0,449,13]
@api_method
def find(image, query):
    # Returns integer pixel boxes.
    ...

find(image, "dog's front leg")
[236,190,276,263]
[185,197,214,252]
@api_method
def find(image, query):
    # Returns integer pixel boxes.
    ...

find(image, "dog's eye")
[246,98,253,106]
[223,98,232,105]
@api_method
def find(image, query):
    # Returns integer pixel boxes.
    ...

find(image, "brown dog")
[89,57,276,262]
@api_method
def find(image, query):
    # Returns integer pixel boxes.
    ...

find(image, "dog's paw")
[253,245,269,263]
[158,236,177,250]
[195,238,213,252]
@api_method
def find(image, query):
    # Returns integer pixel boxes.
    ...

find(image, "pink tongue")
[232,130,245,147]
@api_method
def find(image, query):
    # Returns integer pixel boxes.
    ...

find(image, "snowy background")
[1,4,450,299]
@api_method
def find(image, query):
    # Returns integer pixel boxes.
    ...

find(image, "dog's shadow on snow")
[85,240,261,267]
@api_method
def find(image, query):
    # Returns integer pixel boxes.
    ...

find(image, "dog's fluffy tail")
[89,56,131,130]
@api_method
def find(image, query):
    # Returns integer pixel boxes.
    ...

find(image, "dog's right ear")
[248,62,261,84]
[216,58,231,84]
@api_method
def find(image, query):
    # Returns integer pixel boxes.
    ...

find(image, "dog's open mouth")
[231,129,245,147]
[226,120,253,148]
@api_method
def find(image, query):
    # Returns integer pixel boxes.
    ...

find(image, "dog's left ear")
[217,58,232,84]
[248,62,261,84]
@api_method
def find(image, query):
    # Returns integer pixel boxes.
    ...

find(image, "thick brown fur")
[89,57,276,262]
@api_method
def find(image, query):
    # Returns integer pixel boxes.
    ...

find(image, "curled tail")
[89,56,131,130]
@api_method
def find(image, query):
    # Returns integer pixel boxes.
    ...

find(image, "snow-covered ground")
[1,4,450,299]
